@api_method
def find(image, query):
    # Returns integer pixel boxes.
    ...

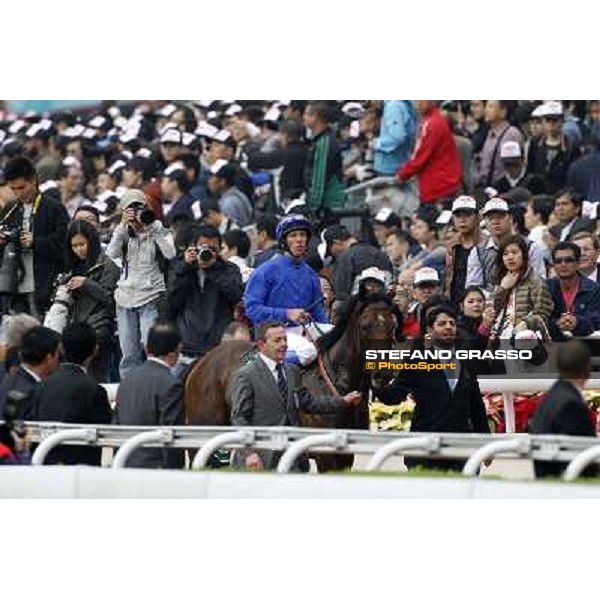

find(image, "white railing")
[14,421,600,481]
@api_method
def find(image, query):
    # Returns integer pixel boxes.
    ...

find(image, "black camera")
[196,245,216,263]
[0,390,27,452]
[133,205,155,226]
[0,225,22,244]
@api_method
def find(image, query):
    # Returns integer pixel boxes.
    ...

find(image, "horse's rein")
[301,320,340,398]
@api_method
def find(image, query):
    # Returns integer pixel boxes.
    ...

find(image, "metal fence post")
[462,437,531,477]
[277,432,347,473]
[112,430,174,469]
[563,446,600,482]
[503,392,516,433]
[191,431,255,470]
[366,437,440,471]
[31,429,97,466]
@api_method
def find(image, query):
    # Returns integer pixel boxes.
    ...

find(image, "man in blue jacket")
[547,241,600,340]
[373,100,418,176]
[244,214,329,364]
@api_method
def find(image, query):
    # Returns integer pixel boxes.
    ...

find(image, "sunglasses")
[553,257,577,265]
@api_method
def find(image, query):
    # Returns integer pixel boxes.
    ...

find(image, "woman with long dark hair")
[64,219,120,382]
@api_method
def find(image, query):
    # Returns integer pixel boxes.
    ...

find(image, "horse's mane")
[317,292,403,353]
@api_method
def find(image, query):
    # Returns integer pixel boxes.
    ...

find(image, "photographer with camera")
[167,224,243,377]
[45,220,120,382]
[106,189,175,378]
[0,156,70,318]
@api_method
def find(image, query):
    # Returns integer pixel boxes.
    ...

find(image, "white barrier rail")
[12,421,600,479]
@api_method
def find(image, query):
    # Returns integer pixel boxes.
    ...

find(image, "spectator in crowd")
[493,141,533,194]
[397,101,462,206]
[207,162,253,227]
[221,229,253,284]
[456,285,495,343]
[252,214,279,267]
[158,127,183,168]
[161,162,199,226]
[549,188,594,242]
[0,312,39,381]
[62,219,120,381]
[106,189,175,377]
[489,235,553,347]
[444,196,484,305]
[398,204,446,284]
[246,119,308,202]
[374,303,490,472]
[372,208,403,249]
[527,102,579,195]
[114,322,185,469]
[525,195,554,251]
[199,196,239,236]
[0,326,59,419]
[384,230,414,281]
[230,321,360,471]
[566,122,600,201]
[547,242,600,340]
[572,231,600,282]
[32,323,112,465]
[0,156,69,317]
[529,340,596,479]
[303,101,345,212]
[467,198,546,291]
[323,224,392,303]
[476,100,524,188]
[58,162,89,218]
[468,100,489,156]
[168,224,243,375]
[73,204,101,230]
[373,100,417,176]
[402,267,442,338]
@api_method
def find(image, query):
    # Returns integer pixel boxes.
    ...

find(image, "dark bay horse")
[184,293,402,470]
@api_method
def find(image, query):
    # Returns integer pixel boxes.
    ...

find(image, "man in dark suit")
[0,326,60,419]
[230,321,361,470]
[529,340,597,479]
[0,155,69,316]
[33,323,112,465]
[548,189,594,243]
[374,303,490,472]
[114,322,185,469]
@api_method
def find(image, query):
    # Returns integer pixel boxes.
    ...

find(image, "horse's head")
[356,298,400,345]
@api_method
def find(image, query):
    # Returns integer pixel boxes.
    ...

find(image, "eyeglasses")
[553,257,577,265]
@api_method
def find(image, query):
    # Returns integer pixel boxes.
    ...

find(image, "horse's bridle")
[301,321,341,398]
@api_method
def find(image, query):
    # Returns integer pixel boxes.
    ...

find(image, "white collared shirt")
[560,218,577,242]
[147,356,172,370]
[259,353,284,384]
[21,364,42,383]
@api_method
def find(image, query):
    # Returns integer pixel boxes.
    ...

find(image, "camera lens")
[198,248,214,263]
[138,208,155,225]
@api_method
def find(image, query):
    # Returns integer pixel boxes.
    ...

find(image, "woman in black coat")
[64,220,120,382]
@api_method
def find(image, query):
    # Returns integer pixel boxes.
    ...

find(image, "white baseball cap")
[542,101,563,117]
[482,198,509,215]
[451,195,477,213]
[500,141,522,159]
[414,267,440,286]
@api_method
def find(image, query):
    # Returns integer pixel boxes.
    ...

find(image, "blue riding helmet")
[276,213,313,247]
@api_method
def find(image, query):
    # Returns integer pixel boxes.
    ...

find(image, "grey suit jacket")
[114,360,185,469]
[230,356,345,469]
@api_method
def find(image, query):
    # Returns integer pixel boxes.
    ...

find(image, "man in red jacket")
[397,101,462,206]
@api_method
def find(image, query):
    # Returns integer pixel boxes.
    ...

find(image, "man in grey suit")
[230,321,361,470]
[114,322,185,469]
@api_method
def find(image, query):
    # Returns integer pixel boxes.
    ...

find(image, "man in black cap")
[324,224,392,303]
